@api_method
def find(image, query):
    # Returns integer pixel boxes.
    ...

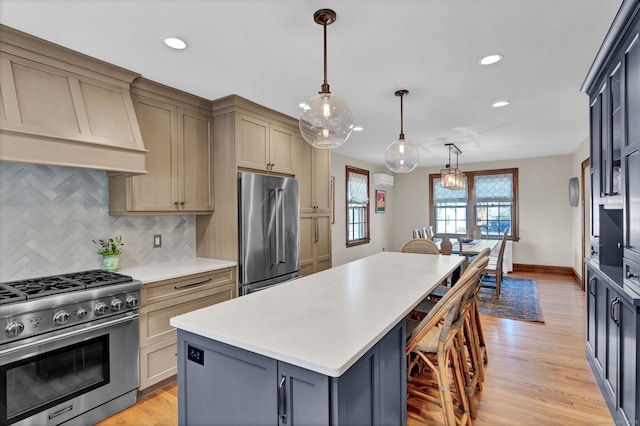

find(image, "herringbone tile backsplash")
[0,162,196,281]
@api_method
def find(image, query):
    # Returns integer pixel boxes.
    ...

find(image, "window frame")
[428,168,519,241]
[346,165,371,247]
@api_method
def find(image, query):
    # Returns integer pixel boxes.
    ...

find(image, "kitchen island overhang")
[170,252,464,425]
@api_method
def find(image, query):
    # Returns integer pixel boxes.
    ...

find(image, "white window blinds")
[348,171,369,206]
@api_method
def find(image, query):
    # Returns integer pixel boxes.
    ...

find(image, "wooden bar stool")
[406,273,478,425]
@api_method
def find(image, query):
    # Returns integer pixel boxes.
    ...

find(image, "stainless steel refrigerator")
[238,172,300,295]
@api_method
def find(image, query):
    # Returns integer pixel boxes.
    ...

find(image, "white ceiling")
[0,0,623,169]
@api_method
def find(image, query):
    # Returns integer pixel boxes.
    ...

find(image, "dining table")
[452,238,499,256]
[434,238,497,283]
[435,238,497,255]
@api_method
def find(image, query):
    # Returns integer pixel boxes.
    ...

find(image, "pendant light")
[384,89,419,173]
[440,143,465,189]
[299,9,353,149]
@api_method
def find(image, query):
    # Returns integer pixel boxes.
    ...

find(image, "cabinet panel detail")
[625,148,640,264]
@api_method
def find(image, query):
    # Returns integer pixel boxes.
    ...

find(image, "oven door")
[0,312,138,426]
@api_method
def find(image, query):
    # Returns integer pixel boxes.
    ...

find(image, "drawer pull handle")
[278,375,287,424]
[174,278,212,290]
[627,271,639,279]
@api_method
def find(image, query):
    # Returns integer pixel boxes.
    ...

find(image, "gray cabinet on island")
[170,252,464,425]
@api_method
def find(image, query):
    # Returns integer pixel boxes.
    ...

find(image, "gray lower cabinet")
[586,263,640,425]
[176,321,406,426]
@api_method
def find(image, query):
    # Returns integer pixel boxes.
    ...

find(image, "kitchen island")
[170,251,464,425]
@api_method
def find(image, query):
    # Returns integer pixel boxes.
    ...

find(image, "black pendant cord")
[399,94,405,140]
[322,20,329,93]
[395,90,408,140]
[315,9,336,94]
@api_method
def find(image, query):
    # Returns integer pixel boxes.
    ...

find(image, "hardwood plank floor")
[98,272,612,426]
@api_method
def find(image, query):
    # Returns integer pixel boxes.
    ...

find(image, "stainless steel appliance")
[238,172,300,295]
[0,270,142,426]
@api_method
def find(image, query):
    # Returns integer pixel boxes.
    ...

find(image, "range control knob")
[77,307,88,318]
[125,295,138,308]
[111,298,123,312]
[6,321,25,337]
[53,310,71,325]
[95,302,108,315]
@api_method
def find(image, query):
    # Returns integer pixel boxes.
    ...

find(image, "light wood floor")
[97,272,612,426]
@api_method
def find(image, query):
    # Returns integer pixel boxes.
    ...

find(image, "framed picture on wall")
[375,190,386,213]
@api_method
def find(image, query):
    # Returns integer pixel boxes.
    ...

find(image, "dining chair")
[423,226,434,240]
[400,239,440,255]
[480,228,509,297]
[413,228,423,239]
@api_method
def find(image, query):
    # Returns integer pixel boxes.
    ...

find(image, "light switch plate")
[153,234,162,248]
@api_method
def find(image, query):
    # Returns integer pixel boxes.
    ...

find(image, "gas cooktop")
[0,270,133,303]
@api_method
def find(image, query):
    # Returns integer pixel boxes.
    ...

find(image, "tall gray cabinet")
[583,1,640,425]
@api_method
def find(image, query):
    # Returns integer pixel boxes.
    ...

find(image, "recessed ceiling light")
[491,100,510,108]
[479,54,503,65]
[164,37,187,50]
[298,102,311,111]
[352,126,364,132]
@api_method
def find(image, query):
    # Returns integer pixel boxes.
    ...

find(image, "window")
[346,166,370,246]
[429,168,518,240]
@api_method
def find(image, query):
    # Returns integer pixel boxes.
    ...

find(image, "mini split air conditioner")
[373,173,394,187]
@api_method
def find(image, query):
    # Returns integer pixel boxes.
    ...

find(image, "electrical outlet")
[153,234,162,248]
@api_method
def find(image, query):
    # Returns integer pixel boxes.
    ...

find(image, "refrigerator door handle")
[278,188,286,264]
[270,188,278,268]
[272,188,287,267]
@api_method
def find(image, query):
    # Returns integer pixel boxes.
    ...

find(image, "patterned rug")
[478,276,545,323]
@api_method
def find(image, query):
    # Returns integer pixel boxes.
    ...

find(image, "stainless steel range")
[0,270,142,426]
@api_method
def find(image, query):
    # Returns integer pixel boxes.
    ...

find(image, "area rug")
[477,276,545,323]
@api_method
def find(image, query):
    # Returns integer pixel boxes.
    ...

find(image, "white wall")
[390,155,576,267]
[330,153,394,266]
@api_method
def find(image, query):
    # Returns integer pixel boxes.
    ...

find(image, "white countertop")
[170,252,463,377]
[119,258,236,284]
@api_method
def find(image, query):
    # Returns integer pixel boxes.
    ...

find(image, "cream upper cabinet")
[293,136,330,213]
[109,79,214,215]
[237,113,294,174]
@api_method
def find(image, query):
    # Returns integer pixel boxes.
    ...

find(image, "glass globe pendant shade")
[299,92,354,149]
[385,138,419,173]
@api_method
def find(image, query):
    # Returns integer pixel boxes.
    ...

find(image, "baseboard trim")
[571,267,582,287]
[512,263,575,276]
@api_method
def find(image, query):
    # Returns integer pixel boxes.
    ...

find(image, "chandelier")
[440,143,465,190]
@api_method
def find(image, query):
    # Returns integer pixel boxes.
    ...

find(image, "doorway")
[581,158,590,291]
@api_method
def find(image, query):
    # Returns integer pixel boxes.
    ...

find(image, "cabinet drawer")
[139,337,177,390]
[140,284,234,347]
[142,268,235,305]
[623,258,640,293]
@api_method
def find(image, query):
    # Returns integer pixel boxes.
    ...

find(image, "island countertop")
[170,251,463,377]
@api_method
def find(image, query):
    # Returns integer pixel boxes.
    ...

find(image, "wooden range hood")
[0,25,147,175]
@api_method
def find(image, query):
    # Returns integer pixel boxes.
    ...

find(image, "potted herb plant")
[93,236,124,272]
